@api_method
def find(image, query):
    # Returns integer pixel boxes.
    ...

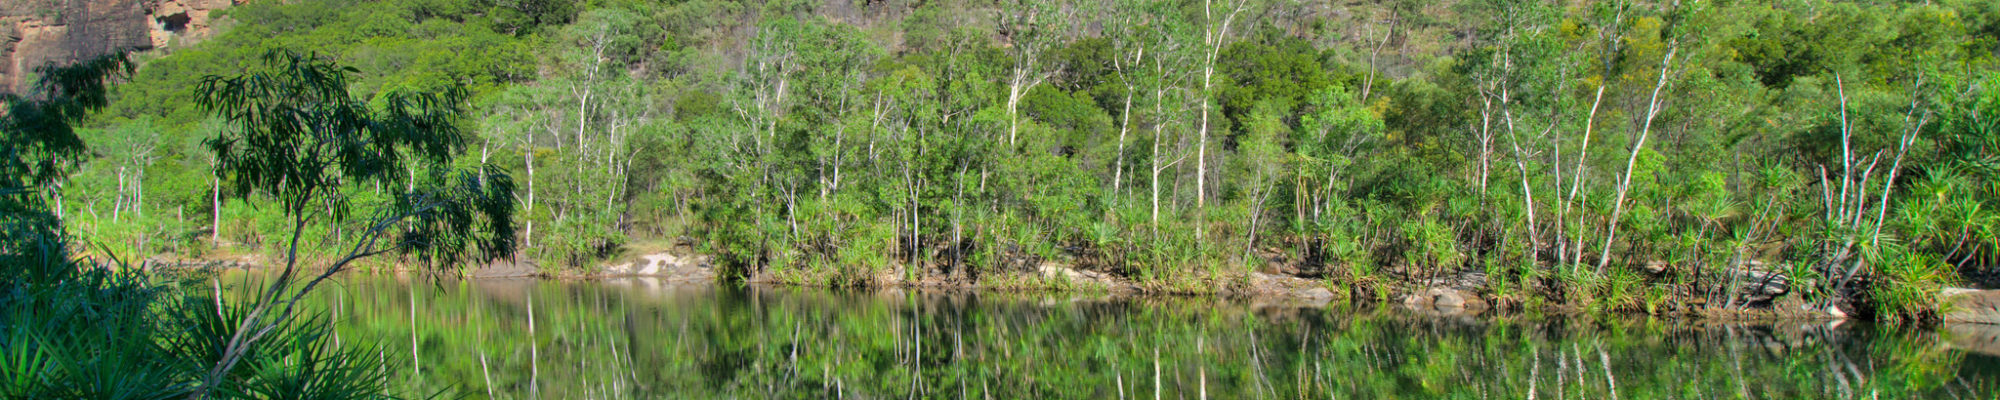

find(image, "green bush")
[1,242,399,399]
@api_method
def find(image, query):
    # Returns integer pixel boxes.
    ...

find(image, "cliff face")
[0,0,234,94]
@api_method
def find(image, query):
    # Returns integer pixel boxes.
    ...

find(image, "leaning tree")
[189,50,514,395]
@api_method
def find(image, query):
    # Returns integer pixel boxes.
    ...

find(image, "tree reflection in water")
[230,273,2000,399]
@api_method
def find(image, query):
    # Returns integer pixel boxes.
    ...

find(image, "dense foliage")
[0,55,406,399]
[54,0,2000,320]
[2,20,513,398]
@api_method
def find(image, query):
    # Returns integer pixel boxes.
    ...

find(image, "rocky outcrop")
[598,252,715,282]
[1402,287,1489,313]
[1245,272,1338,308]
[142,0,230,47]
[1037,263,1123,289]
[1,0,236,93]
[1943,288,2000,325]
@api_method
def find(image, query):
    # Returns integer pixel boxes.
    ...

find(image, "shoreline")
[565,251,1858,323]
[171,250,1867,324]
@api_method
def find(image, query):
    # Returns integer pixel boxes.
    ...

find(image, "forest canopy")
[45,0,2000,321]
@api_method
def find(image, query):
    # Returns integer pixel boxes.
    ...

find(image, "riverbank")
[429,249,1877,323]
[156,247,1998,324]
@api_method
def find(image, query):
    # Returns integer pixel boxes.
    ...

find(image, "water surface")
[231,273,2000,399]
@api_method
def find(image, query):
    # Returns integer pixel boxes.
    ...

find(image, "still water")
[231,273,2000,399]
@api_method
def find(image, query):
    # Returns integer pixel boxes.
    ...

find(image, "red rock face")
[144,0,233,48]
[0,0,236,94]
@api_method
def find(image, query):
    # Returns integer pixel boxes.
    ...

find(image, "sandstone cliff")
[0,0,235,94]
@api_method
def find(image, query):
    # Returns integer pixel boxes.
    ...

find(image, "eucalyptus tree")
[1233,100,1287,261]
[1595,3,1686,273]
[874,65,943,275]
[535,7,659,266]
[1463,0,1575,271]
[695,15,889,278]
[57,119,167,255]
[718,16,801,268]
[480,85,555,250]
[1192,0,1256,239]
[1296,84,1382,266]
[1101,0,1148,202]
[784,17,886,281]
[1792,3,1974,318]
[1090,0,1197,238]
[1148,31,1192,233]
[97,120,162,224]
[997,0,1078,148]
[191,50,514,395]
[1550,1,1630,272]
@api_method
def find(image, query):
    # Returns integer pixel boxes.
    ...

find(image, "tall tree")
[1193,0,1254,240]
[191,50,514,394]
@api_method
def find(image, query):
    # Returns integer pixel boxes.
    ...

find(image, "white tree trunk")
[113,166,127,222]
[1500,90,1541,267]
[1597,43,1677,272]
[211,175,222,244]
[1564,85,1606,265]
[51,181,62,220]
[1195,0,1247,236]
[524,143,537,250]
[1113,86,1133,200]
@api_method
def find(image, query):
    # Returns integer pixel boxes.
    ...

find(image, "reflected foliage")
[291,274,2000,399]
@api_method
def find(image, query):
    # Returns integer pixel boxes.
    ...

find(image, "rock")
[603,262,635,275]
[1297,287,1334,300]
[1402,293,1432,309]
[1430,288,1467,309]
[1402,288,1485,313]
[144,0,235,48]
[1737,270,1790,296]
[590,252,715,282]
[1642,262,1668,275]
[634,253,680,275]
[1419,272,1489,292]
[1946,323,2000,357]
[1943,288,2000,325]
[1037,263,1117,288]
[1037,264,1083,281]
[1,0,238,94]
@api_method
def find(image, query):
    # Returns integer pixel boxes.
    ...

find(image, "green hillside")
[52,0,2000,320]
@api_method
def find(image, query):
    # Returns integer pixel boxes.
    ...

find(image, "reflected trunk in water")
[229,273,2000,399]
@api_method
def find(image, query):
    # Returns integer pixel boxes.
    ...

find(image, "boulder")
[1296,287,1335,301]
[1038,263,1089,282]
[1402,292,1432,309]
[590,252,715,282]
[602,262,635,275]
[1944,288,2000,325]
[1404,288,1485,313]
[1946,323,2000,357]
[1440,290,1472,308]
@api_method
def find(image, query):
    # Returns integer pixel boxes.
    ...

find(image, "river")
[224,272,2000,399]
